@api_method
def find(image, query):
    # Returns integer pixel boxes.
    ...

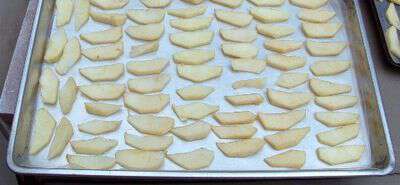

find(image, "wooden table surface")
[0,0,398,184]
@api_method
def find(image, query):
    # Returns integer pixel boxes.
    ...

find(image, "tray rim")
[7,0,395,178]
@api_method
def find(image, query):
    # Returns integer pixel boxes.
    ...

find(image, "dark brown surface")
[0,0,399,184]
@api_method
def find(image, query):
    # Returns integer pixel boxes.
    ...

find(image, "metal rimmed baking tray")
[7,0,395,178]
[370,0,400,67]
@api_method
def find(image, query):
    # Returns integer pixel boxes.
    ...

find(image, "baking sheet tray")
[370,0,400,67]
[7,0,394,178]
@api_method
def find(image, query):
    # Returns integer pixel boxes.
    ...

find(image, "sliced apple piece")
[176,85,214,100]
[258,110,305,131]
[130,41,159,57]
[171,121,211,141]
[232,78,266,89]
[250,7,289,23]
[276,72,308,89]
[79,83,125,101]
[212,124,257,139]
[386,26,400,58]
[302,22,342,38]
[167,148,214,170]
[210,0,243,8]
[386,3,400,29]
[220,28,258,43]
[267,89,313,109]
[264,127,310,150]
[306,40,347,56]
[173,49,215,65]
[170,31,214,48]
[309,79,352,96]
[55,38,81,75]
[298,9,336,23]
[89,0,128,10]
[222,43,258,58]
[172,102,219,121]
[48,117,73,159]
[257,24,295,39]
[127,115,174,135]
[217,138,264,157]
[116,149,164,170]
[231,59,266,74]
[56,0,73,27]
[124,93,169,114]
[79,64,124,82]
[225,93,264,106]
[70,137,118,155]
[215,10,253,27]
[59,77,78,114]
[90,10,127,26]
[67,155,116,170]
[39,67,59,105]
[85,102,121,116]
[140,0,171,8]
[177,64,222,82]
[82,41,123,61]
[289,0,328,9]
[317,124,359,146]
[317,145,365,165]
[74,0,90,30]
[127,58,168,75]
[170,17,213,31]
[182,0,204,4]
[168,4,207,18]
[315,112,360,127]
[124,133,173,151]
[78,120,121,135]
[126,23,164,41]
[264,40,303,53]
[29,108,56,155]
[310,60,351,76]
[267,54,306,71]
[248,0,285,6]
[80,27,122,44]
[315,95,358,111]
[128,74,170,94]
[44,29,67,63]
[213,111,256,125]
[265,150,306,169]
[127,9,165,24]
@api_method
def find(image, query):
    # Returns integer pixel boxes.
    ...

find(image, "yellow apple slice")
[267,54,306,71]
[171,121,211,141]
[217,138,264,157]
[170,17,213,31]
[44,29,67,63]
[177,64,222,82]
[59,77,78,114]
[82,41,123,61]
[215,10,253,27]
[225,93,264,106]
[222,43,258,58]
[80,27,122,44]
[67,155,116,169]
[210,0,243,8]
[124,133,173,151]
[89,0,128,10]
[306,41,347,56]
[309,78,352,96]
[231,59,266,73]
[302,22,342,38]
[232,78,266,89]
[182,0,204,4]
[298,9,336,23]
[250,7,289,23]
[310,60,351,76]
[126,23,164,41]
[39,67,59,105]
[264,40,303,53]
[213,111,256,125]
[173,102,219,121]
[55,38,81,75]
[220,28,258,43]
[128,74,170,94]
[265,150,306,169]
[258,110,305,131]
[124,93,169,114]
[176,85,215,100]
[387,3,400,29]
[79,83,125,101]
[116,149,164,170]
[74,0,90,30]
[264,127,310,150]
[78,120,121,135]
[289,0,328,9]
[267,89,313,110]
[317,145,365,165]
[386,26,400,58]
[79,64,124,82]
[248,0,285,6]
[168,4,207,18]
[90,10,127,26]
[276,72,308,89]
[126,58,168,75]
[85,102,121,116]
[170,31,214,48]
[212,124,257,139]
[71,137,118,155]
[127,9,165,24]
[315,112,360,127]
[167,148,214,170]
[173,49,215,65]
[56,0,73,27]
[127,115,174,135]
[315,95,358,111]
[140,0,171,8]
[257,24,295,39]
[317,124,359,146]
[29,108,56,155]
[47,117,73,159]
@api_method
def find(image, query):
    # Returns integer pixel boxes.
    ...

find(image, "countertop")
[0,0,399,184]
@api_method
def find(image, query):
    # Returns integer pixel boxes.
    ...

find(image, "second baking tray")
[7,0,395,178]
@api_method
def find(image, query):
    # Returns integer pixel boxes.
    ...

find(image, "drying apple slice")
[90,0,128,10]
[257,24,295,39]
[265,150,306,169]
[176,85,214,100]
[116,149,164,170]
[44,29,67,63]
[267,89,313,110]
[298,9,336,23]
[39,67,59,105]
[29,108,56,155]
[127,9,165,24]
[124,93,169,114]
[225,93,264,106]
[140,0,171,8]
[167,148,214,170]
[315,112,360,127]
[289,0,328,9]
[56,0,73,27]
[67,155,116,170]
[126,58,168,75]
[55,38,81,75]
[173,102,219,121]
[78,120,121,135]
[170,17,213,31]
[217,138,264,157]
[231,59,266,74]
[79,63,124,82]
[170,31,214,48]
[177,64,222,82]
[264,127,310,150]
[171,121,211,141]
[128,74,170,94]
[71,137,118,155]
[124,133,173,151]
[306,41,347,56]
[317,145,365,165]
[302,22,342,38]
[210,0,243,8]
[168,4,207,18]
[215,10,253,27]
[213,111,256,125]
[315,95,358,111]
[309,78,352,96]
[267,54,306,71]
[80,27,122,44]
[248,0,285,7]
[173,49,215,65]
[317,124,359,146]
[310,60,351,76]
[74,0,90,30]
[48,117,73,159]
[250,7,289,23]
[232,78,266,89]
[258,110,305,131]
[127,115,174,135]
[212,124,257,139]
[222,43,258,58]
[90,10,127,26]
[126,23,164,41]
[264,40,303,53]
[79,83,125,101]
[85,102,121,116]
[59,77,78,114]
[220,28,258,43]
[82,41,123,61]
[276,73,308,89]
